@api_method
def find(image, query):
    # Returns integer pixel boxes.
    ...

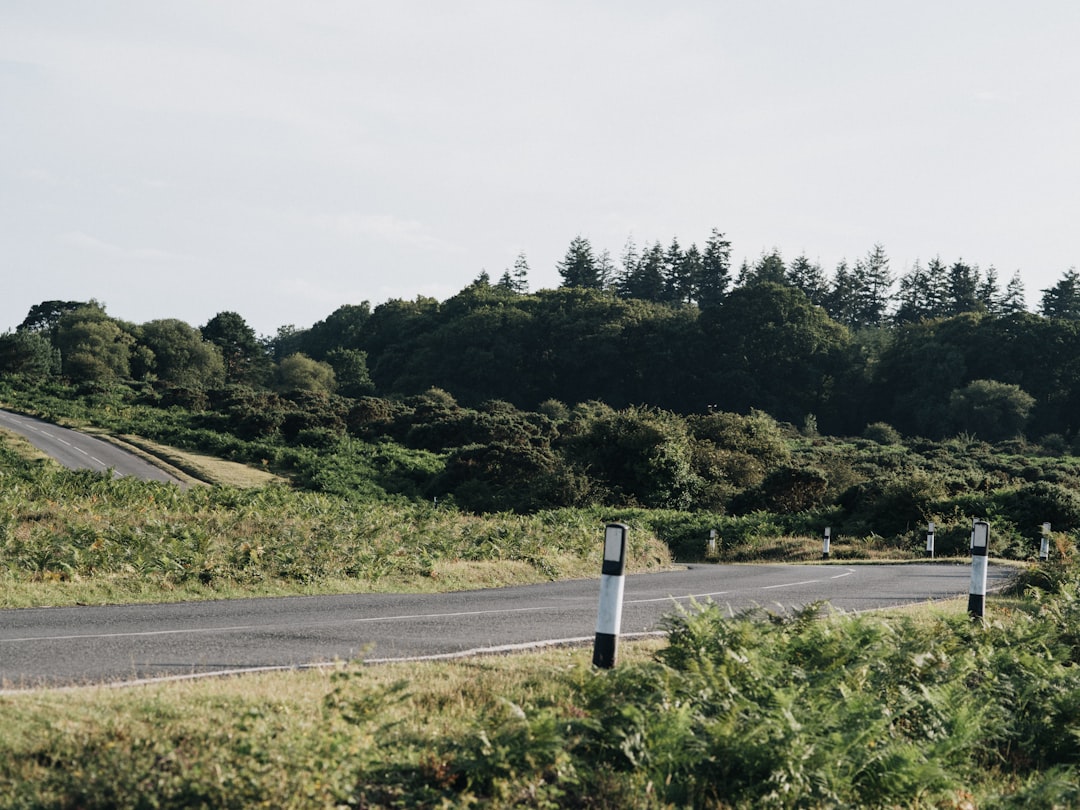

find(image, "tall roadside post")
[968,519,990,619]
[706,529,719,560]
[822,527,831,559]
[593,523,627,669]
[1040,522,1051,561]
[926,521,935,558]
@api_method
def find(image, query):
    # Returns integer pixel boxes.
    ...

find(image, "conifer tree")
[1000,271,1027,314]
[697,229,732,309]
[978,266,1002,314]
[946,260,980,315]
[496,251,530,294]
[1040,268,1080,320]
[894,260,938,324]
[787,254,829,307]
[556,235,601,289]
[923,257,951,317]
[614,237,640,299]
[853,243,893,326]
[662,238,694,304]
[825,260,859,327]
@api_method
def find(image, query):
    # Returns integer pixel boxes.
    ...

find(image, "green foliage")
[17,299,89,333]
[137,318,225,388]
[0,329,59,377]
[0,458,670,603]
[863,421,902,444]
[53,304,135,383]
[1040,268,1080,320]
[200,310,270,385]
[10,579,1080,808]
[996,481,1080,534]
[560,404,700,509]
[556,234,604,289]
[275,352,337,394]
[7,359,1080,558]
[325,347,375,397]
[949,378,1036,441]
[701,282,851,423]
[732,464,830,514]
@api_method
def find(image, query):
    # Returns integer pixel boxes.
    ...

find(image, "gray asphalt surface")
[0,563,1016,690]
[0,408,183,484]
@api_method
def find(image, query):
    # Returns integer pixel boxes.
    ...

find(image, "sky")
[3,1,1080,338]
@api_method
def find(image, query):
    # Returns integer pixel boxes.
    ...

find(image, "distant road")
[0,563,1016,690]
[0,408,183,485]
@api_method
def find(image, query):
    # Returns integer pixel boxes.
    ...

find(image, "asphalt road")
[0,563,1015,690]
[0,408,183,485]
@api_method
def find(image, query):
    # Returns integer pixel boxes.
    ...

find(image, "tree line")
[549,232,1047,326]
[4,234,1080,444]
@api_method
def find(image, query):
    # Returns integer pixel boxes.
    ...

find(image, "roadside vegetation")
[3,372,1078,608]
[2,555,1080,808]
[0,431,672,608]
[5,248,1080,805]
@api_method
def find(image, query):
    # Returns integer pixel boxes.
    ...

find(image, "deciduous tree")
[139,319,225,388]
[275,353,336,394]
[949,378,1035,440]
[202,311,267,385]
[54,305,135,383]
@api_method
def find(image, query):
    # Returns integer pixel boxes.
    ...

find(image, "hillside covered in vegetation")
[4,235,1080,560]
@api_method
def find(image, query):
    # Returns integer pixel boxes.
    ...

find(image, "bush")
[730,465,830,514]
[996,481,1080,535]
[863,421,902,444]
[948,379,1035,441]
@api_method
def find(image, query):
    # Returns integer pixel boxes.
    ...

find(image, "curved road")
[0,408,183,485]
[0,409,1017,690]
[0,563,1015,690]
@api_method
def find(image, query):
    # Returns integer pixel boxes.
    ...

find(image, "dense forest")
[4,233,1080,553]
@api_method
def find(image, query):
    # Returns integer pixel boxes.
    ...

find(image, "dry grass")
[108,433,286,488]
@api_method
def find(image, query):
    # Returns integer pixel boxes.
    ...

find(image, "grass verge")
[3,584,1079,808]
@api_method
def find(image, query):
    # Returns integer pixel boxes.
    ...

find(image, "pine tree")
[614,237,640,299]
[946,260,980,315]
[825,260,859,327]
[978,266,1002,314]
[735,259,753,287]
[624,242,667,302]
[681,244,704,305]
[748,250,787,285]
[596,248,616,291]
[509,253,531,295]
[556,235,601,289]
[853,243,893,326]
[894,260,937,324]
[662,238,692,304]
[1040,268,1080,320]
[787,254,829,307]
[697,229,732,309]
[1000,271,1027,314]
[923,257,951,318]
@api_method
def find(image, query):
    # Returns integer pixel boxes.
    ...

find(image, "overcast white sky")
[3,1,1079,337]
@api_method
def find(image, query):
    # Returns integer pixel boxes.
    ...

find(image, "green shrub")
[996,481,1080,534]
[863,421,902,444]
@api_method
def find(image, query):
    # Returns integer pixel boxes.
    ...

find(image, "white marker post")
[593,523,627,669]
[822,527,831,559]
[706,529,719,560]
[926,521,935,558]
[1040,522,1051,561]
[968,519,990,619]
